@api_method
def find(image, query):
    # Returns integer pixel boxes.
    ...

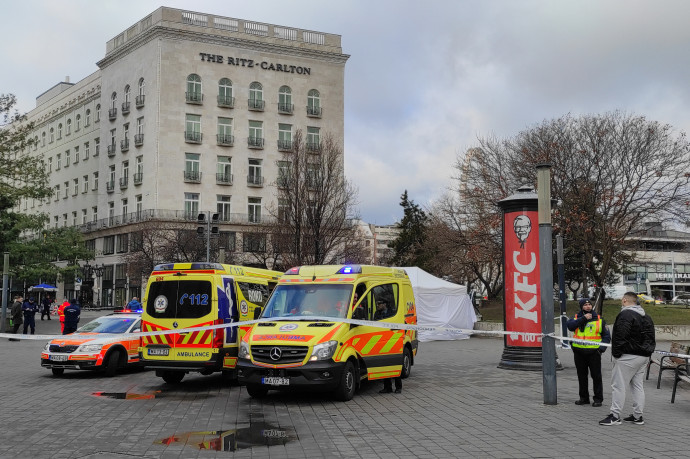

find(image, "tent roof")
[399,267,467,295]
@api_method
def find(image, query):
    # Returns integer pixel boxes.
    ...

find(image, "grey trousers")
[609,354,648,418]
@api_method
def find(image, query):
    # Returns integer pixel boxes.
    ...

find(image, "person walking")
[22,297,39,335]
[599,292,656,426]
[9,295,24,340]
[58,298,70,333]
[567,298,610,407]
[126,297,142,310]
[41,295,52,320]
[63,298,81,334]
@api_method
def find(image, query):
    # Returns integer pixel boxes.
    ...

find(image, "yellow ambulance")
[237,265,418,401]
[139,262,281,384]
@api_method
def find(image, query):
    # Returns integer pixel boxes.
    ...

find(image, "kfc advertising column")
[497,185,544,370]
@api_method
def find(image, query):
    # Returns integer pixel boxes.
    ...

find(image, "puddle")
[154,422,298,451]
[91,391,160,400]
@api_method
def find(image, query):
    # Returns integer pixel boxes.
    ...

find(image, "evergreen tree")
[388,190,431,268]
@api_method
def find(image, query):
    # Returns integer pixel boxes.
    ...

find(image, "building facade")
[20,7,348,307]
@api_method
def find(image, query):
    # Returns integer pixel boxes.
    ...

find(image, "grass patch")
[477,299,690,325]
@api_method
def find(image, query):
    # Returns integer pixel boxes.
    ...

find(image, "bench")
[671,363,689,403]
[645,341,690,389]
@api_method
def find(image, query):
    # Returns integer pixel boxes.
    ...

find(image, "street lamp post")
[92,264,104,308]
[670,252,676,300]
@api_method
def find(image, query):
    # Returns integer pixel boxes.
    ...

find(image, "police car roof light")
[336,265,362,274]
[285,266,301,275]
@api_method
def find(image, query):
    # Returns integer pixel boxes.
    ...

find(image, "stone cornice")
[30,84,102,129]
[97,25,350,69]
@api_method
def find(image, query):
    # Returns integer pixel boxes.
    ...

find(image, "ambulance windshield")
[262,284,353,319]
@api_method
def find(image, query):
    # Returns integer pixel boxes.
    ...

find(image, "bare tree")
[437,112,690,302]
[266,130,360,266]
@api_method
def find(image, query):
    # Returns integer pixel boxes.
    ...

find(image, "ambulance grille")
[49,345,79,353]
[251,345,308,364]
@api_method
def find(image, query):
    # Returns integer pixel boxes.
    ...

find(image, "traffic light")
[211,213,219,235]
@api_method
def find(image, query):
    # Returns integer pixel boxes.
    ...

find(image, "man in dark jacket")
[599,292,655,426]
[22,297,39,334]
[63,299,81,335]
[567,298,611,407]
[41,295,52,320]
[9,295,24,339]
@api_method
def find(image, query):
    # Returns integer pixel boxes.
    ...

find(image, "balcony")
[135,94,145,107]
[248,99,265,111]
[184,131,202,144]
[306,142,321,153]
[120,138,129,152]
[108,108,117,120]
[133,172,143,185]
[307,106,322,118]
[278,103,294,114]
[247,175,264,187]
[218,95,235,108]
[134,133,144,146]
[107,144,116,157]
[119,177,128,189]
[216,172,233,185]
[277,140,293,152]
[247,137,264,149]
[186,92,203,104]
[217,134,234,146]
[121,102,131,115]
[106,181,115,192]
[183,170,202,183]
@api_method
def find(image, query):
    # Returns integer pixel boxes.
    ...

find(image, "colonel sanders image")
[513,215,532,249]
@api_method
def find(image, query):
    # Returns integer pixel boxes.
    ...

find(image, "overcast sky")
[3,0,690,225]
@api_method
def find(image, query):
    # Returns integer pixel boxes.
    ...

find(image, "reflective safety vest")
[572,318,603,349]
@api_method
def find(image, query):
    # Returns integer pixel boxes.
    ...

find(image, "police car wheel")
[51,368,64,377]
[161,371,185,384]
[104,351,121,377]
[246,383,269,398]
[401,347,412,379]
[335,361,356,401]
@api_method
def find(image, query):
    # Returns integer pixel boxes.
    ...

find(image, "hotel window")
[48,157,52,173]
[185,114,201,142]
[73,179,79,196]
[278,86,292,113]
[72,211,77,227]
[185,153,201,181]
[122,160,129,183]
[103,235,115,255]
[49,127,54,143]
[307,126,321,151]
[249,82,264,109]
[57,123,62,139]
[249,120,263,147]
[92,206,98,222]
[62,214,68,227]
[243,233,266,252]
[248,197,262,223]
[307,89,321,116]
[65,149,70,167]
[278,198,288,222]
[137,78,145,102]
[63,182,69,199]
[111,92,117,110]
[184,193,200,219]
[84,141,90,159]
[82,209,88,225]
[218,78,233,106]
[75,114,81,131]
[93,171,99,190]
[54,216,58,228]
[121,198,128,218]
[85,109,91,126]
[217,156,231,183]
[109,165,116,186]
[94,138,100,156]
[124,85,130,104]
[110,129,116,149]
[218,117,233,144]
[186,74,202,102]
[96,104,101,122]
[135,155,143,182]
[135,194,143,217]
[117,233,129,253]
[83,175,89,193]
[56,153,61,170]
[277,160,291,188]
[248,158,262,185]
[217,195,231,221]
[41,132,46,147]
[66,119,71,136]
[74,145,79,163]
[278,123,292,150]
[108,201,115,225]
[123,123,129,141]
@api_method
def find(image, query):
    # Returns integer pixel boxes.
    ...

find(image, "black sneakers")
[599,414,621,426]
[574,399,590,405]
[623,414,644,425]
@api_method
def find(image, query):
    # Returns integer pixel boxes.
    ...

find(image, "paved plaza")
[0,311,688,458]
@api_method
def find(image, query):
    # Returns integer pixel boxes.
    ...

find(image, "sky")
[3,0,690,225]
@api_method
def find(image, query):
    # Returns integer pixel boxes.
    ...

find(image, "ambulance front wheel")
[161,371,185,384]
[401,347,412,379]
[246,383,269,398]
[334,360,356,401]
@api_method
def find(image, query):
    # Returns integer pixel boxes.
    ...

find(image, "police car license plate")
[148,348,169,356]
[50,355,68,362]
[262,377,290,386]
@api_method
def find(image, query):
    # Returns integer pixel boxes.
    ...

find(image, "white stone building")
[19,7,349,307]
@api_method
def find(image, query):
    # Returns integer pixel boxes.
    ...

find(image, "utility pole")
[1,253,9,333]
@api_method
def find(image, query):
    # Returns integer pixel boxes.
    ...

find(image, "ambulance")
[139,262,282,384]
[237,265,418,401]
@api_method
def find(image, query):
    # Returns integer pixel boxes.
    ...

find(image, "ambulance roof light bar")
[336,265,362,274]
[284,266,301,275]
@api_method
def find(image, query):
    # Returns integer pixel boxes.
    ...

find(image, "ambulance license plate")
[148,348,169,356]
[50,355,68,362]
[262,377,290,386]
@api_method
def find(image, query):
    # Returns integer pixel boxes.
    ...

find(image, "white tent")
[401,267,477,342]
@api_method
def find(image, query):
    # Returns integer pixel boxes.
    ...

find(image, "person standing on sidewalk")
[22,297,39,335]
[58,298,70,333]
[41,295,52,320]
[9,295,24,340]
[567,298,610,407]
[599,292,656,426]
[63,299,81,334]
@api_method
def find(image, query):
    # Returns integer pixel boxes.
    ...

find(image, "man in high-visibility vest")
[58,298,70,334]
[567,298,611,407]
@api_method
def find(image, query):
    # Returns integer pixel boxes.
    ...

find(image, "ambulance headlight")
[310,340,338,361]
[238,341,251,359]
[78,343,103,353]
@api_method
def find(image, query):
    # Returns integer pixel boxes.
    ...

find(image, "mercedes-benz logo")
[269,347,282,361]
[173,321,178,328]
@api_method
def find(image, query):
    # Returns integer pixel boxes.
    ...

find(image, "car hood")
[48,333,118,346]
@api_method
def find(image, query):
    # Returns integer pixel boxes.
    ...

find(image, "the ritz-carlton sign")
[199,53,311,75]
